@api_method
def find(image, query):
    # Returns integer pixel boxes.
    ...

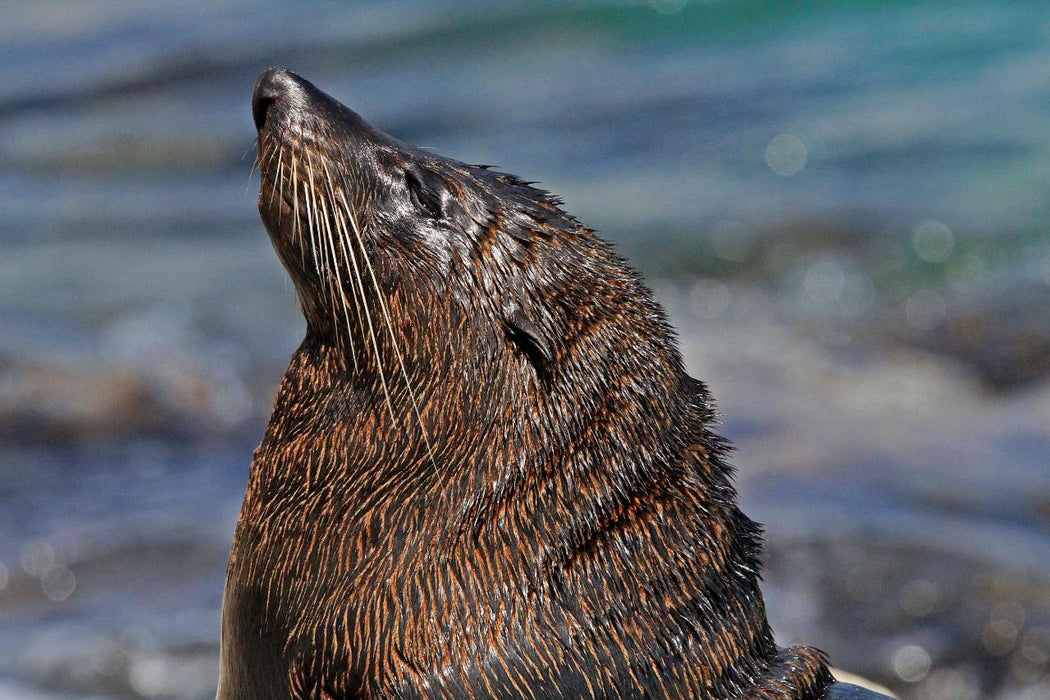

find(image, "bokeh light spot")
[990,600,1026,638]
[912,220,954,263]
[924,667,980,700]
[893,644,931,682]
[40,564,76,602]
[20,540,56,577]
[1020,626,1050,666]
[765,134,807,176]
[803,259,846,305]
[130,654,170,697]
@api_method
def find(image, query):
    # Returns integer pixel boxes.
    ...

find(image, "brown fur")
[218,68,834,699]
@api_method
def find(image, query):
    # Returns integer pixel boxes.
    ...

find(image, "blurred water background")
[1,1,1049,698]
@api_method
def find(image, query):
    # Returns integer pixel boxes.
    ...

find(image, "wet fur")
[219,69,833,699]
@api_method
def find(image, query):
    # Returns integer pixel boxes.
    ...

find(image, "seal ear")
[503,304,553,373]
[404,165,446,219]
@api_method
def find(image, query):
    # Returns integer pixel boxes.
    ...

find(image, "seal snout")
[252,68,309,132]
[252,68,382,147]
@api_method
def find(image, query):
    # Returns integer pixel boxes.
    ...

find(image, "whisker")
[241,139,258,163]
[269,145,285,210]
[302,154,325,282]
[329,206,366,340]
[329,185,397,425]
[306,153,395,421]
[262,134,282,169]
[308,152,335,281]
[273,154,287,226]
[258,138,435,465]
[322,163,366,338]
[316,168,358,370]
[342,190,439,469]
[245,140,261,191]
[290,156,306,268]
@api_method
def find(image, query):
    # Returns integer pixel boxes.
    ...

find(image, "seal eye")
[404,167,445,219]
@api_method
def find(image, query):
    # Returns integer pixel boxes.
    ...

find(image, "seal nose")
[251,68,379,145]
[253,68,303,131]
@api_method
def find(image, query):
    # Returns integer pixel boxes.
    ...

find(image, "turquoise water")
[1,2,1048,697]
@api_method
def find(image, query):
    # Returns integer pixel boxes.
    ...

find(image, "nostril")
[252,90,276,131]
[252,68,296,132]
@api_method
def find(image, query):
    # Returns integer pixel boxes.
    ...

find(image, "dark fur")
[219,68,834,699]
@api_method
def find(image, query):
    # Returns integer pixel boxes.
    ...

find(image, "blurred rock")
[0,361,264,444]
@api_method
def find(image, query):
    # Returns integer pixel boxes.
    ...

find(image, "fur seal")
[218,68,890,699]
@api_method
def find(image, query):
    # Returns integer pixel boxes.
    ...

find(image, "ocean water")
[1,1,1048,697]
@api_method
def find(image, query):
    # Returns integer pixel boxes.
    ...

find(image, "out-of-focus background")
[1,1,1048,698]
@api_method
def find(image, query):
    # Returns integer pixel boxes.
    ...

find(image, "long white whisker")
[306,153,337,285]
[308,161,395,423]
[342,191,438,468]
[328,187,397,424]
[321,163,366,336]
[246,140,261,191]
[316,169,358,370]
[272,152,286,226]
[268,144,285,210]
[330,206,366,344]
[241,139,258,163]
[290,156,305,267]
[302,155,325,282]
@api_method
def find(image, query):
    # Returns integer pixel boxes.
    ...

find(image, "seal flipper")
[748,645,835,699]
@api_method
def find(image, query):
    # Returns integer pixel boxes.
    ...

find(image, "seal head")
[220,67,837,699]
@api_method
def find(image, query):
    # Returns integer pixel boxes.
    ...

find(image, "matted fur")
[218,68,834,699]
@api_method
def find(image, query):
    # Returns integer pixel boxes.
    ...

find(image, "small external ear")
[404,165,445,219]
[503,303,553,373]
